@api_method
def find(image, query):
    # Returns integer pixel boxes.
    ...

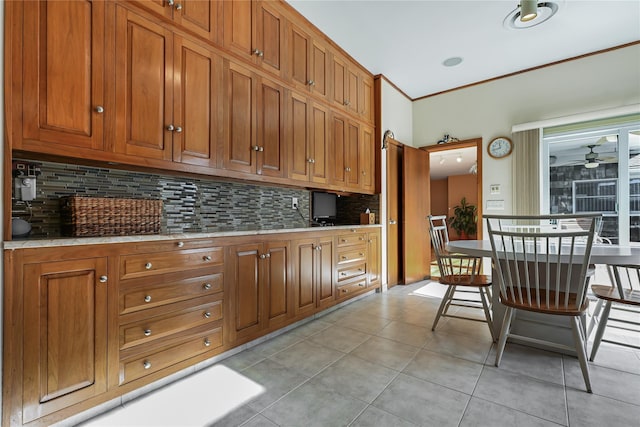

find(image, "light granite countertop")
[3,224,382,250]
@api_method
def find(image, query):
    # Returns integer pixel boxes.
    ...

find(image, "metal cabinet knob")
[252,49,263,57]
[167,0,174,5]
[203,255,212,261]
[344,100,350,106]
[260,254,266,259]
[143,360,152,369]
[177,241,184,248]
[144,295,152,303]
[175,126,182,133]
[204,338,211,347]
[253,145,260,151]
[315,246,322,251]
[307,80,315,86]
[95,106,104,113]
[145,262,152,270]
[203,283,212,290]
[144,329,152,337]
[99,275,108,283]
[203,311,211,319]
[258,146,264,152]
[166,124,175,131]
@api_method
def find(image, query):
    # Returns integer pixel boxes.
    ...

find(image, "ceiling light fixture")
[442,57,463,67]
[439,157,446,165]
[504,1,559,30]
[520,0,538,22]
[584,145,600,168]
[456,155,463,163]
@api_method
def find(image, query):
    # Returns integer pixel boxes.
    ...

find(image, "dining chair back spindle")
[486,213,601,393]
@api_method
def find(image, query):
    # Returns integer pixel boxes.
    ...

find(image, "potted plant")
[448,197,477,239]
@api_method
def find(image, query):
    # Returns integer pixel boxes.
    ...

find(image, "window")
[542,118,640,245]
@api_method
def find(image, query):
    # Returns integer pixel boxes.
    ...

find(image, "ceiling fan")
[584,144,600,168]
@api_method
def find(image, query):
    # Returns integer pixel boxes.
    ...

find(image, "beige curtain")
[512,129,540,215]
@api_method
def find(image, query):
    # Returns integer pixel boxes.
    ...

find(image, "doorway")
[422,138,483,277]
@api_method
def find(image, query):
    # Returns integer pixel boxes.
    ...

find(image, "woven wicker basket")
[60,196,162,237]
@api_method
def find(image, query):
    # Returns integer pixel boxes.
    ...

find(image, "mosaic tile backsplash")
[11,159,379,238]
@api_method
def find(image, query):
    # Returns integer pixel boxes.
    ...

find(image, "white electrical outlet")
[292,197,298,209]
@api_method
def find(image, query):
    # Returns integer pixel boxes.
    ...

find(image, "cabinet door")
[257,78,285,177]
[288,91,310,182]
[367,231,381,288]
[23,257,108,423]
[332,54,347,108]
[229,244,262,339]
[294,238,316,316]
[222,0,253,58]
[331,114,347,187]
[264,241,291,327]
[254,1,284,77]
[173,35,222,168]
[175,0,221,43]
[222,60,256,173]
[360,125,375,193]
[288,22,310,91]
[346,67,359,114]
[310,102,329,185]
[310,40,328,99]
[114,6,173,160]
[316,238,335,309]
[360,74,374,123]
[346,121,361,188]
[21,0,105,151]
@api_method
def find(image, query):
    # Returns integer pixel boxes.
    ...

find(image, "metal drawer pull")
[99,275,108,283]
[203,283,212,290]
[144,329,152,337]
[341,289,348,293]
[341,239,347,243]
[359,283,365,287]
[351,229,356,232]
[203,311,211,319]
[144,295,152,303]
[176,241,184,248]
[145,262,152,270]
[341,256,347,260]
[359,253,364,256]
[203,255,212,261]
[143,360,152,370]
[358,268,363,272]
[341,272,347,276]
[204,338,211,347]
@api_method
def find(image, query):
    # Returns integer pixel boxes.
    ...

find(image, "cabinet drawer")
[120,247,223,279]
[120,296,223,350]
[337,262,366,282]
[337,246,367,264]
[337,231,367,247]
[337,279,367,298]
[120,326,223,384]
[120,273,223,315]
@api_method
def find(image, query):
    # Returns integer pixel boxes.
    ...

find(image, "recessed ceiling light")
[504,1,559,30]
[442,57,463,67]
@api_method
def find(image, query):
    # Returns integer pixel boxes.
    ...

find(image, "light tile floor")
[79,280,640,427]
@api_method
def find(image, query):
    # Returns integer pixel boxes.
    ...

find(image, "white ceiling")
[287,0,640,99]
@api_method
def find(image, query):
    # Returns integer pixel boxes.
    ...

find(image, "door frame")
[420,138,484,239]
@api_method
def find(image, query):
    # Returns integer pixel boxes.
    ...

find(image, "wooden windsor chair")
[428,215,495,341]
[486,213,601,393]
[588,264,640,361]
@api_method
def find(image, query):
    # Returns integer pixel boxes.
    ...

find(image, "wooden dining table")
[446,239,640,352]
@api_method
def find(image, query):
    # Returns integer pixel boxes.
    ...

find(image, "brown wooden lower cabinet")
[3,226,380,426]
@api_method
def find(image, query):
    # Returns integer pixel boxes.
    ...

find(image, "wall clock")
[488,137,513,159]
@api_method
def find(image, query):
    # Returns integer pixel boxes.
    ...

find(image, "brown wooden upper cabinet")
[130,0,221,43]
[113,5,222,166]
[286,21,328,100]
[223,0,285,79]
[331,52,373,123]
[287,92,329,185]
[331,114,361,190]
[18,0,106,153]
[222,60,285,177]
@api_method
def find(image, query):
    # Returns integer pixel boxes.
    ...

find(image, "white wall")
[379,78,413,287]
[412,44,640,219]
